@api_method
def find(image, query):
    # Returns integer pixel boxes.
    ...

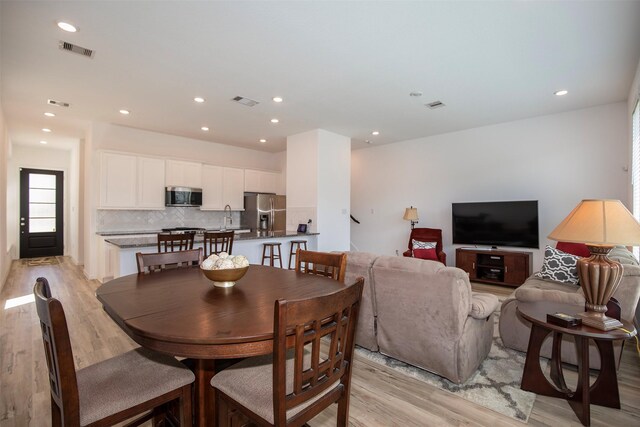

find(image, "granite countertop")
[104,231,318,248]
[96,228,251,236]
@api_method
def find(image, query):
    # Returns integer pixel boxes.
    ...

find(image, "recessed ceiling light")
[194,97,205,103]
[554,90,568,96]
[372,131,380,136]
[40,140,48,144]
[259,139,267,143]
[201,126,209,131]
[44,112,56,117]
[270,118,279,124]
[57,21,77,33]
[119,109,130,115]
[272,97,283,103]
[42,128,52,133]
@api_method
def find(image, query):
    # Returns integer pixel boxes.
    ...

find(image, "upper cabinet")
[223,167,245,210]
[166,160,202,188]
[100,152,165,210]
[244,169,281,194]
[200,166,245,210]
[137,157,166,208]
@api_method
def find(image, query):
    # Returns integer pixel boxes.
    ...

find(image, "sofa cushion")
[469,292,500,319]
[534,245,580,285]
[556,241,590,257]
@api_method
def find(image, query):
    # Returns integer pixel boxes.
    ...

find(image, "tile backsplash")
[97,207,242,232]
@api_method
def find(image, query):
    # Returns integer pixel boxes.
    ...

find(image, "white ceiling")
[1,1,639,153]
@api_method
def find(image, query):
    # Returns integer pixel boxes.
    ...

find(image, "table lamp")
[548,199,640,330]
[403,206,419,229]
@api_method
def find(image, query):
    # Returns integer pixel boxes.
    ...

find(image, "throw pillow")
[413,248,438,260]
[555,241,590,258]
[412,240,438,260]
[534,245,580,285]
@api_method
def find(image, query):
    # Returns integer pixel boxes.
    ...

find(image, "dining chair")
[295,249,347,283]
[136,248,203,273]
[211,277,364,427]
[33,277,194,426]
[203,231,234,257]
[157,232,195,252]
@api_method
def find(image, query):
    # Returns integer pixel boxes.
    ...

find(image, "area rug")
[23,256,59,266]
[355,309,546,422]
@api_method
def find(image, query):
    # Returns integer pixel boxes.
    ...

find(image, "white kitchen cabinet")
[244,169,280,194]
[100,152,165,209]
[166,160,202,188]
[201,165,224,209]
[223,167,245,210]
[200,166,244,210]
[137,157,165,209]
[100,153,137,208]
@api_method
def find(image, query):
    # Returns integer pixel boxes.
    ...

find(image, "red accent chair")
[402,227,446,265]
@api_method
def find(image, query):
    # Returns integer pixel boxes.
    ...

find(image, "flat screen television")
[452,200,539,249]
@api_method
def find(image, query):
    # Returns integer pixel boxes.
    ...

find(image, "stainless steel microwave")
[165,187,202,207]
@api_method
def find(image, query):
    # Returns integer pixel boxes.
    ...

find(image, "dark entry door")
[19,168,64,258]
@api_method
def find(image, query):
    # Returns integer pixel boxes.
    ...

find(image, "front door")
[19,168,64,258]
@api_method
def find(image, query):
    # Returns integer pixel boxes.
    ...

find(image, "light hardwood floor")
[1,257,638,426]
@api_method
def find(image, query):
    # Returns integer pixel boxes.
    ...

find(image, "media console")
[455,248,533,287]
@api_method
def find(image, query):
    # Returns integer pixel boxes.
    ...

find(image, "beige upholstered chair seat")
[211,354,335,425]
[77,348,195,426]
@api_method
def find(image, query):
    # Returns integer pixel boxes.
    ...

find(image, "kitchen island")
[100,231,318,280]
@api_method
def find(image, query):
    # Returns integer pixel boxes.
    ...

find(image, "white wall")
[0,100,10,291]
[628,58,640,206]
[351,102,629,269]
[7,145,73,258]
[317,130,351,251]
[286,129,351,250]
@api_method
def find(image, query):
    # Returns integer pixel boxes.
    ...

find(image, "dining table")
[96,264,347,427]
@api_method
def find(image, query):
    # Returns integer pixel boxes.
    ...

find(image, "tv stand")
[456,248,532,287]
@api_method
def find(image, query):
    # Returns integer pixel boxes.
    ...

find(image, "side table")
[517,305,636,426]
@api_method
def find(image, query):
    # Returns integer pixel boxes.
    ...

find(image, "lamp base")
[576,311,623,331]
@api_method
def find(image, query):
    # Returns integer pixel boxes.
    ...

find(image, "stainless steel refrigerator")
[242,193,286,232]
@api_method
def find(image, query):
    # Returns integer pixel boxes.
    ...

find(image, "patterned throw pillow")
[534,245,581,285]
[412,240,438,260]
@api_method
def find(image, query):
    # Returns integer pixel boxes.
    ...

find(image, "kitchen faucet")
[222,204,232,230]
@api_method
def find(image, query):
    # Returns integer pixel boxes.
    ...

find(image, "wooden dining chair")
[157,232,195,252]
[33,277,194,426]
[295,249,347,283]
[211,277,364,427]
[203,231,234,257]
[136,248,203,273]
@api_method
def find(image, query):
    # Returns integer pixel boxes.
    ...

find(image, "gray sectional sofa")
[499,246,640,369]
[344,252,499,384]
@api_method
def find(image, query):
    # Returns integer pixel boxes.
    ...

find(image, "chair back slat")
[295,250,347,283]
[157,232,195,252]
[273,277,364,424]
[203,231,234,257]
[34,277,81,425]
[136,248,203,273]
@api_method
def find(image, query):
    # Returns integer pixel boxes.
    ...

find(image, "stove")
[161,227,206,235]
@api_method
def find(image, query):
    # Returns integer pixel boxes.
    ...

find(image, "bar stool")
[288,240,308,269]
[261,242,283,268]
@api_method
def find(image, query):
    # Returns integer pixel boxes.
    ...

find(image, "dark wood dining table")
[96,264,347,427]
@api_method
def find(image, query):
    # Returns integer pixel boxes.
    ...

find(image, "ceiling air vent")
[231,96,260,107]
[426,101,445,109]
[47,99,70,108]
[58,41,95,58]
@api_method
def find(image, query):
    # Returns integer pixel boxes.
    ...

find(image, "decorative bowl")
[200,266,249,288]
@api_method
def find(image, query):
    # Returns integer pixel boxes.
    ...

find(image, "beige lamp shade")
[403,207,418,222]
[548,199,640,246]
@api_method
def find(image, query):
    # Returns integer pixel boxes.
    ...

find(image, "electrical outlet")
[370,208,374,214]
[395,249,399,256]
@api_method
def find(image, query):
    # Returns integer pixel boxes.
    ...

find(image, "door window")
[28,173,57,233]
